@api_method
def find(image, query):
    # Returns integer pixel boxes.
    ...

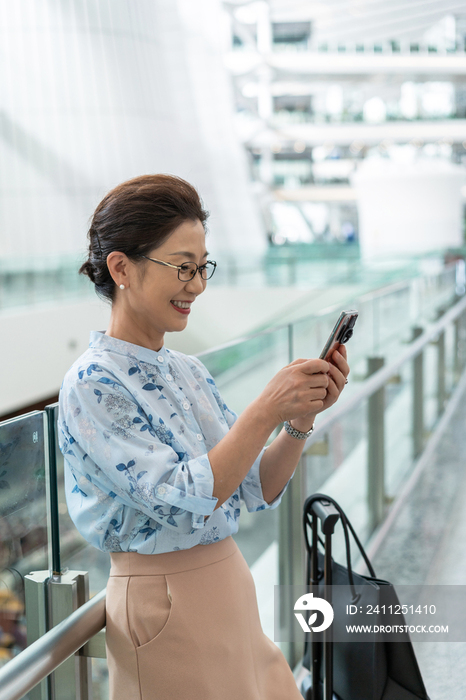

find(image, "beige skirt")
[105,535,302,700]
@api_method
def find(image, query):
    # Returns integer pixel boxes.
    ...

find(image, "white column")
[0,0,267,259]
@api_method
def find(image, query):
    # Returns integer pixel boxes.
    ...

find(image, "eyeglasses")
[140,255,217,281]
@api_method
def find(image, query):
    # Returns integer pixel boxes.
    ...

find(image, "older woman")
[58,174,349,700]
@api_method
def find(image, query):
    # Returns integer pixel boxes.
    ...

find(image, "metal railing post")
[45,406,61,577]
[279,323,305,668]
[454,309,466,378]
[25,572,51,700]
[367,357,385,533]
[437,330,446,417]
[454,315,461,380]
[412,327,424,458]
[48,572,92,700]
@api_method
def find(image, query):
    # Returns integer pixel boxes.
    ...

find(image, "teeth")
[172,301,191,309]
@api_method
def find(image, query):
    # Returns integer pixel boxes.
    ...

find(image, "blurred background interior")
[2,1,466,698]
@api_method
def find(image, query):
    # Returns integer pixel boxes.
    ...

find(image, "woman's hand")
[287,345,350,432]
[258,357,330,428]
[321,344,350,411]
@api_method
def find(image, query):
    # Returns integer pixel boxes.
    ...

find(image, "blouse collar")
[89,330,171,365]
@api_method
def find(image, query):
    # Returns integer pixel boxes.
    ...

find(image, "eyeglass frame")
[139,254,217,281]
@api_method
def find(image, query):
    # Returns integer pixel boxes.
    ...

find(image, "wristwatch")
[284,420,315,440]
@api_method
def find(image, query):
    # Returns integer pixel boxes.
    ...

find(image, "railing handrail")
[307,292,466,443]
[0,588,106,700]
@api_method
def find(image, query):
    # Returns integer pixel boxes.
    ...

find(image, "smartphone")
[319,310,358,362]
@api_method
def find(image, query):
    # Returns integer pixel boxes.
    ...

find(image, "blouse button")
[183,402,190,410]
[196,434,203,441]
[157,356,164,363]
[157,485,167,495]
[166,374,173,381]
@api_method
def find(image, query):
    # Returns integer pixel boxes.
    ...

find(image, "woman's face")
[108,218,209,349]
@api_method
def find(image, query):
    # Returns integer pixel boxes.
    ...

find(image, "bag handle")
[303,493,376,599]
[303,493,357,597]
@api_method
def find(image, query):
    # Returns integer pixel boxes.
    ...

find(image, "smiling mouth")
[170,301,192,315]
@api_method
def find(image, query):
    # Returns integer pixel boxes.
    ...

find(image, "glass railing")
[270,110,466,126]
[232,38,466,55]
[286,293,466,667]
[1,250,366,310]
[0,411,49,674]
[0,406,109,698]
[270,40,466,55]
[0,255,96,310]
[199,262,459,399]
[1,248,463,311]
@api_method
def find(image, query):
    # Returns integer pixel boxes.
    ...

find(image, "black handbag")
[302,493,430,700]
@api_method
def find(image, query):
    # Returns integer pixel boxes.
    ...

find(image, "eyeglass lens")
[179,262,216,280]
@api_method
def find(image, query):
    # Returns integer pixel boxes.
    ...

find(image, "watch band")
[284,420,314,440]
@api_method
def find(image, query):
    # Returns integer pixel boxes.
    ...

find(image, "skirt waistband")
[109,535,238,576]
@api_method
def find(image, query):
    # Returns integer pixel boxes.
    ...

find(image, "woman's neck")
[105,310,164,353]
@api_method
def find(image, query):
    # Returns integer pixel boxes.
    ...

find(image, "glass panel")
[0,254,95,311]
[199,326,290,418]
[0,251,458,310]
[372,285,412,360]
[0,411,48,670]
[302,398,369,564]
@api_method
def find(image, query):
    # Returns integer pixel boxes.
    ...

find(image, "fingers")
[297,358,330,375]
[327,359,346,393]
[330,348,349,380]
[307,372,329,389]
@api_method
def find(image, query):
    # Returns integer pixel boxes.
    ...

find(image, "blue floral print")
[57,331,294,554]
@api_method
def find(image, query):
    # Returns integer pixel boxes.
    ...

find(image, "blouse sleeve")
[59,366,218,535]
[193,359,294,514]
[239,446,295,513]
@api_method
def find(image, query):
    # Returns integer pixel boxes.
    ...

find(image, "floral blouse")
[57,331,293,554]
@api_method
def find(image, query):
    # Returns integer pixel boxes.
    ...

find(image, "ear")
[106,251,130,289]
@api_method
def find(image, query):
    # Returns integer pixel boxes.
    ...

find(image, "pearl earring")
[119,284,125,290]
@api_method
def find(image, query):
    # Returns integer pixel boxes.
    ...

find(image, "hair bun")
[79,259,97,284]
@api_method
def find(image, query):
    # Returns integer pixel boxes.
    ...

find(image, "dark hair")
[79,174,209,303]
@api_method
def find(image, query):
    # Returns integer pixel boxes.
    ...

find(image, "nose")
[184,269,206,295]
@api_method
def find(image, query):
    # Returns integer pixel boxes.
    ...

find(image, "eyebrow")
[166,251,209,260]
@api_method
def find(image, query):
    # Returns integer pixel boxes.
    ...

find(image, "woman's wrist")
[287,415,316,433]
